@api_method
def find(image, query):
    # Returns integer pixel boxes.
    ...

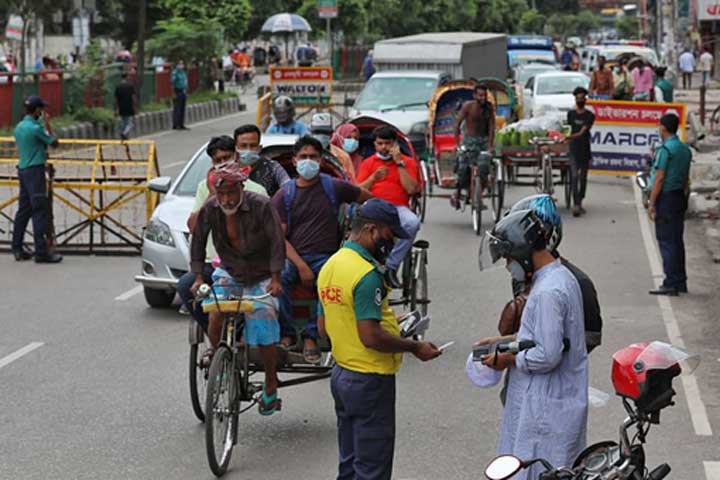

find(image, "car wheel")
[144,286,175,308]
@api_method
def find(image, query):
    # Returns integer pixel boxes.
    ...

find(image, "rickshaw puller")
[452,84,495,209]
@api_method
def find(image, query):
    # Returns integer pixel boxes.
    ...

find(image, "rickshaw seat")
[433,134,457,155]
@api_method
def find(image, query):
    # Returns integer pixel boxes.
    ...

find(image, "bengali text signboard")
[270,66,333,105]
[587,100,686,174]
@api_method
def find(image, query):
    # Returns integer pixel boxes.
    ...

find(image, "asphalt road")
[1,99,719,479]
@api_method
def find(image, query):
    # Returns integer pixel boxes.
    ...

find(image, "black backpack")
[562,258,602,353]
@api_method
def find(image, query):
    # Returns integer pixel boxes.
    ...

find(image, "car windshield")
[536,75,589,95]
[354,77,437,111]
[174,150,211,197]
[518,67,556,85]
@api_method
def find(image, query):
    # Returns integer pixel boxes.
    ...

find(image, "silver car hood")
[152,194,195,233]
[349,109,428,133]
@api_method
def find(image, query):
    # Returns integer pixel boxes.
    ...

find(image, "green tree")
[536,0,579,15]
[519,9,547,35]
[94,0,170,49]
[473,0,529,34]
[616,15,639,39]
[547,13,579,39]
[575,10,600,33]
[161,0,252,42]
[246,0,305,39]
[297,0,369,43]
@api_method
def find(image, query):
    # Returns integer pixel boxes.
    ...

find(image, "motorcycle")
[482,340,699,480]
[635,141,658,210]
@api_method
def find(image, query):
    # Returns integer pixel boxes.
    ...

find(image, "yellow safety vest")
[318,245,402,375]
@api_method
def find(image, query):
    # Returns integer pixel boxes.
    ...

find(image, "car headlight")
[410,121,428,135]
[145,218,175,247]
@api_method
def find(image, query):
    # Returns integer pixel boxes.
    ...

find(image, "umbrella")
[261,13,312,65]
[261,13,312,33]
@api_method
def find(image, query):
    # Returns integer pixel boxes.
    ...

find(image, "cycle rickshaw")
[426,80,506,234]
[347,115,430,316]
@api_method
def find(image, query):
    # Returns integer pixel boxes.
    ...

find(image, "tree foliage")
[616,15,639,39]
[94,0,170,49]
[519,9,547,35]
[297,0,369,43]
[160,0,252,42]
[145,17,222,63]
[473,0,529,34]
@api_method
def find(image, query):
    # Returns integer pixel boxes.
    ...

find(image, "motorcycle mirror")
[485,455,523,480]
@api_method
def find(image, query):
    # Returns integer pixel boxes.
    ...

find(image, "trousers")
[279,253,331,339]
[570,158,589,206]
[655,190,687,290]
[331,366,396,480]
[173,89,187,128]
[12,165,49,256]
[177,264,215,333]
[386,206,421,272]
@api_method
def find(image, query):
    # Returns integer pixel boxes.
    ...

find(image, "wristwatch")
[396,160,406,168]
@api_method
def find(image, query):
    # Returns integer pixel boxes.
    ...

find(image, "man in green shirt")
[172,60,189,130]
[12,95,62,263]
[654,66,674,103]
[649,114,691,296]
[177,135,267,330]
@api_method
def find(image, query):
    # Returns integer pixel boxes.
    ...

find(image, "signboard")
[270,66,333,105]
[587,100,686,173]
[698,0,720,20]
[5,15,24,41]
[318,0,338,18]
[507,35,553,50]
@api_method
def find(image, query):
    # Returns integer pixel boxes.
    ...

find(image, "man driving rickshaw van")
[452,84,495,210]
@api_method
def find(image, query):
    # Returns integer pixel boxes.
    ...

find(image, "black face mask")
[577,100,586,109]
[372,231,395,264]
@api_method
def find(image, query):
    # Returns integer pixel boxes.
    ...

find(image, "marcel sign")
[270,66,333,105]
[587,100,687,173]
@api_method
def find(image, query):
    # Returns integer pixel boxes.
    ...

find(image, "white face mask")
[506,260,526,283]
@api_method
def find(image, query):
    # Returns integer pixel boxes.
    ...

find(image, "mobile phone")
[438,341,454,352]
[472,342,498,361]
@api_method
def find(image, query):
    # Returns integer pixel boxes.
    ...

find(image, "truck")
[506,35,558,71]
[351,32,508,156]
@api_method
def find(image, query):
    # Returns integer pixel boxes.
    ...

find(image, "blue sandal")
[258,385,279,416]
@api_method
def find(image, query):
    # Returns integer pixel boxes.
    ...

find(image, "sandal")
[280,336,295,350]
[199,347,214,369]
[258,385,280,416]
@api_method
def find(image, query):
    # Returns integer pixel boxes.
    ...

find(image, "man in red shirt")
[357,126,420,287]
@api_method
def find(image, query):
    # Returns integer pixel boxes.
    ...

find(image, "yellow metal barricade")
[0,137,160,255]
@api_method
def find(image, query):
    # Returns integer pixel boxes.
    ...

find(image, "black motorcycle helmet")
[488,209,547,274]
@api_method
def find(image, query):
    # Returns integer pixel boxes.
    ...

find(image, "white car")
[523,71,590,118]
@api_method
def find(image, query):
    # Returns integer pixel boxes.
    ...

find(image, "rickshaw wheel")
[492,177,505,224]
[190,328,210,422]
[471,175,483,235]
[206,345,237,476]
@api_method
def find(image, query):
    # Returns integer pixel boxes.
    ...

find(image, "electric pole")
[136,0,147,108]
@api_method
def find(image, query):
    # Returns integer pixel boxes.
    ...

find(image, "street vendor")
[452,84,495,209]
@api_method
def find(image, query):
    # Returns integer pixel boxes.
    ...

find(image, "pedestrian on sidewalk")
[679,48,696,89]
[172,60,189,130]
[648,114,692,296]
[699,47,714,87]
[564,87,595,217]
[12,95,62,263]
[318,198,441,480]
[114,71,137,140]
[654,66,674,102]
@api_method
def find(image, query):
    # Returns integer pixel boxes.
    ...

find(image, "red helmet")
[611,341,694,414]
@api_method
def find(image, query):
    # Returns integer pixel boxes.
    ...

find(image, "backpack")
[282,173,339,235]
[562,259,602,353]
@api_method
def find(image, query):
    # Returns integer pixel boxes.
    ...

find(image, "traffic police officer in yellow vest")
[317,198,441,480]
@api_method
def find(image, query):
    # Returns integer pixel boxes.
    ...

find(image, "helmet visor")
[487,230,512,264]
[635,341,700,375]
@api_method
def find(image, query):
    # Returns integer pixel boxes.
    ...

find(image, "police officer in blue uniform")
[648,114,692,296]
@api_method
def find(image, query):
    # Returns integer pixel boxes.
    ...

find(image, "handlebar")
[497,340,536,354]
[195,283,271,302]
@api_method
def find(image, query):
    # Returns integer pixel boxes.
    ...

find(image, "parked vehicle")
[483,340,697,480]
[523,71,589,118]
[506,35,558,73]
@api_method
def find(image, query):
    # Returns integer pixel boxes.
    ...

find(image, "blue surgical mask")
[377,152,392,161]
[506,260,527,283]
[296,159,320,180]
[343,138,359,153]
[237,150,260,166]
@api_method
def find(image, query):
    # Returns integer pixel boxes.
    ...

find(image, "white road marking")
[0,342,44,370]
[115,285,143,301]
[633,183,713,436]
[705,461,720,480]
